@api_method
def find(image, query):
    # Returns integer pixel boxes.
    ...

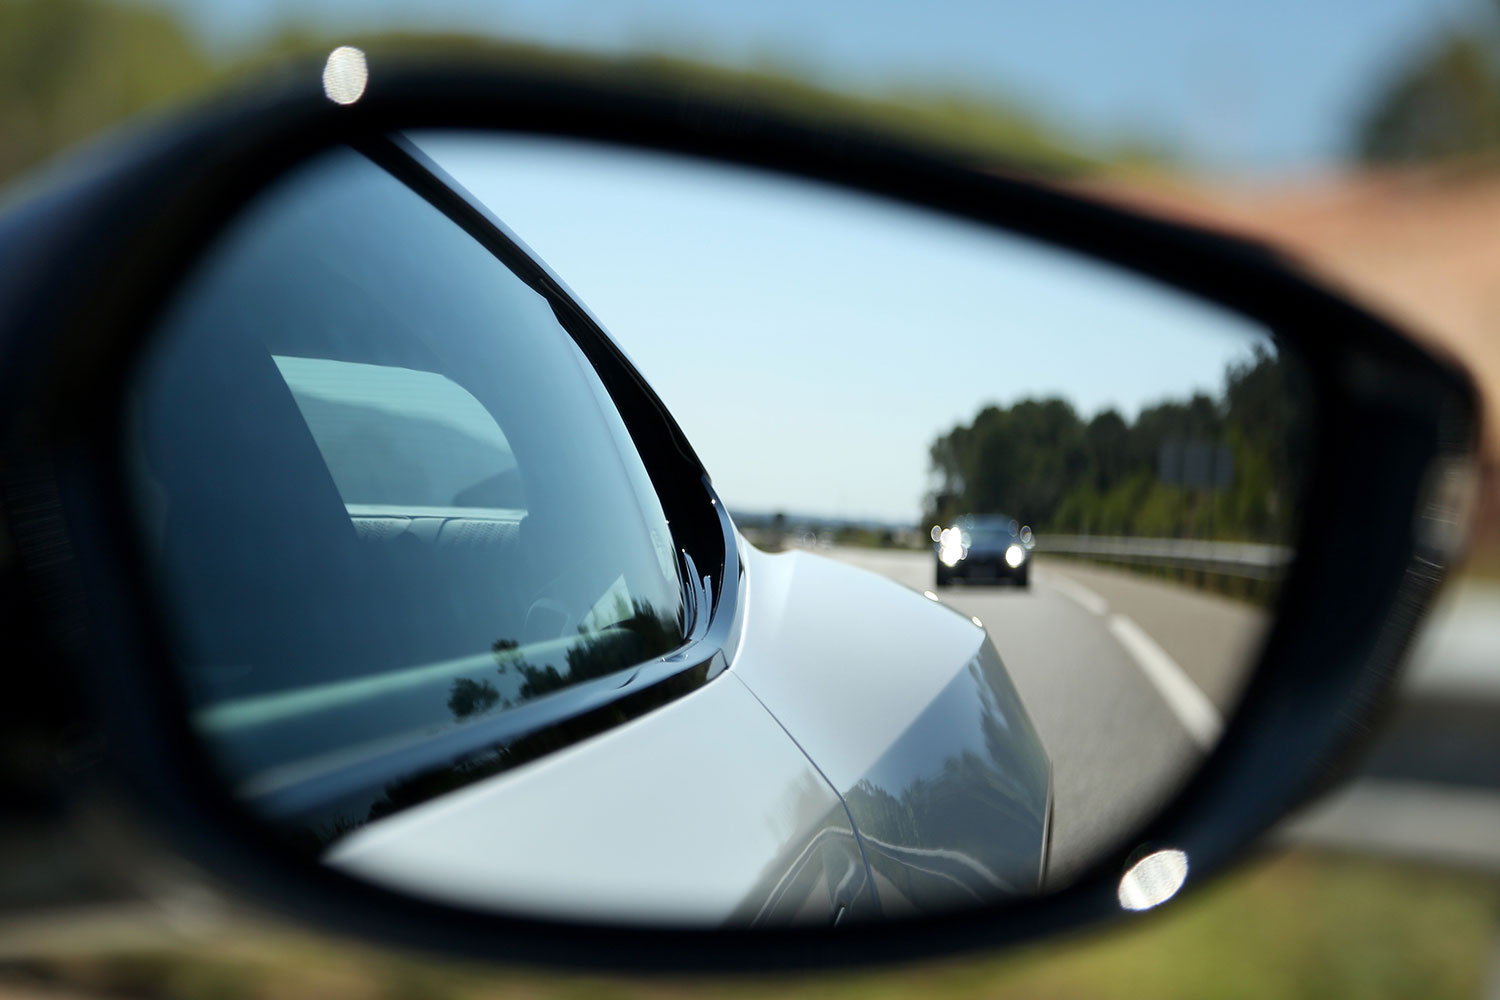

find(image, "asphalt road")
[818,546,1268,886]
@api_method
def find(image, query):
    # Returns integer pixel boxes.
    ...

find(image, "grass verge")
[2,849,1496,1000]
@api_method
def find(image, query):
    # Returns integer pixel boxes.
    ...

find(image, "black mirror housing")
[0,55,1479,972]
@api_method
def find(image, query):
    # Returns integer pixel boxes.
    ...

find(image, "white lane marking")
[1107,614,1223,748]
[1043,571,1110,617]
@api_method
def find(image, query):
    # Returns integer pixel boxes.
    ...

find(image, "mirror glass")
[125,131,1312,927]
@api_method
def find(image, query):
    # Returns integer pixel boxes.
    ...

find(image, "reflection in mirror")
[126,131,1312,928]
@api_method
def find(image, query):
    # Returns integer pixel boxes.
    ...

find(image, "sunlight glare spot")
[322,46,369,105]
[1118,849,1189,911]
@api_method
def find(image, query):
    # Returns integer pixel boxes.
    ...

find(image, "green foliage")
[1356,6,1500,163]
[9,852,1497,999]
[0,0,214,183]
[0,0,1167,192]
[491,600,682,702]
[926,348,1308,542]
[221,29,1112,174]
[832,525,905,549]
[445,677,498,719]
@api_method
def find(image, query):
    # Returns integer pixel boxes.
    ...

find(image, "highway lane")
[816,545,1268,885]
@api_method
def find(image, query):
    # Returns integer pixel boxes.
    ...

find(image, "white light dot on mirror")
[1117,848,1189,911]
[321,46,368,105]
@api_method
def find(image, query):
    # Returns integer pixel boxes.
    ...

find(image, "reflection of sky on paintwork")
[419,136,1269,523]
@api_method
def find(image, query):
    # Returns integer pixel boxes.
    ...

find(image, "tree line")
[0,0,1151,194]
[924,348,1308,543]
[1356,0,1500,163]
[3,0,1495,200]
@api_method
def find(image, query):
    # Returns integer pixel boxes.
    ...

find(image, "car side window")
[272,356,526,512]
[128,145,688,807]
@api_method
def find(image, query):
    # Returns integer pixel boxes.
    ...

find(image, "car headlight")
[1005,543,1027,568]
[937,527,966,566]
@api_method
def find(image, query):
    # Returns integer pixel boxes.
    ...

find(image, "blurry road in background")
[1282,573,1500,874]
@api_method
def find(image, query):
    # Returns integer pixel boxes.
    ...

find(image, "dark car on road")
[935,514,1033,587]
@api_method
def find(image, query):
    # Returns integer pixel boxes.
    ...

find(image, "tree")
[927,350,1307,542]
[1356,19,1500,163]
[0,0,215,183]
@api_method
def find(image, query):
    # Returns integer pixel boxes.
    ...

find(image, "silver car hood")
[327,542,1049,924]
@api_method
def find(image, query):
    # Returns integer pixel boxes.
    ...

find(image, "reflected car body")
[331,540,1052,924]
[936,514,1033,588]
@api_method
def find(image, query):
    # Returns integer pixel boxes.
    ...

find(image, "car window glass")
[272,356,525,511]
[127,146,688,815]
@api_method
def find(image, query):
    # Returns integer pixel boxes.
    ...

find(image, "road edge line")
[1042,571,1110,616]
[1107,613,1223,748]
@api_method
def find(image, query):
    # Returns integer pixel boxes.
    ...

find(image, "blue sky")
[417,136,1268,522]
[139,1,1455,520]
[154,0,1481,173]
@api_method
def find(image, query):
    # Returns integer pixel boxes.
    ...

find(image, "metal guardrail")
[1035,534,1293,579]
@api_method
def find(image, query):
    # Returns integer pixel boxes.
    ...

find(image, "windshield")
[127,146,688,821]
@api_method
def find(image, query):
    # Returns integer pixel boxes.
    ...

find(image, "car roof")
[957,513,1017,526]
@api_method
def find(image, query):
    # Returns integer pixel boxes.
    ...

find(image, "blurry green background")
[2,0,1498,996]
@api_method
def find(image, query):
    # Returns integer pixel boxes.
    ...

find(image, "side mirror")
[0,55,1478,972]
